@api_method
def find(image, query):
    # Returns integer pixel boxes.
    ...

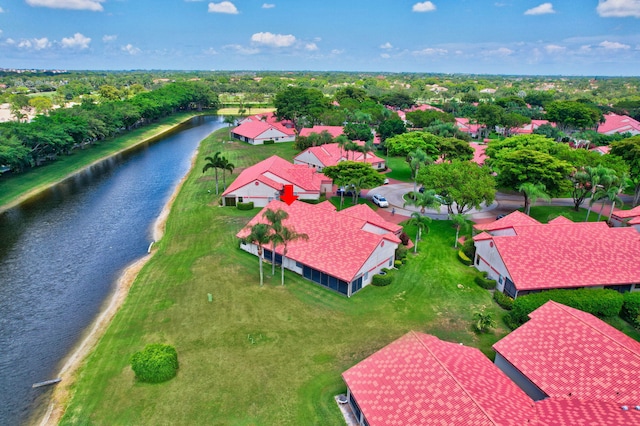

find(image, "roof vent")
[621,406,629,411]
[635,406,640,411]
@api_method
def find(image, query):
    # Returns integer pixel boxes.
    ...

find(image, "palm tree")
[407,148,430,196]
[451,213,469,248]
[585,165,616,221]
[358,139,375,163]
[219,155,235,191]
[243,223,271,286]
[594,178,625,222]
[278,226,309,285]
[223,115,236,140]
[349,176,366,205]
[517,182,551,216]
[407,212,432,253]
[404,189,441,214]
[202,152,222,194]
[263,208,289,276]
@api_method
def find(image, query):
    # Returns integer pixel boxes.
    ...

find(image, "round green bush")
[131,344,179,383]
[372,273,393,286]
[237,201,254,210]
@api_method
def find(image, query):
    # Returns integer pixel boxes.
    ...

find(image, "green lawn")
[0,112,200,211]
[381,154,413,182]
[60,129,508,425]
[527,205,608,223]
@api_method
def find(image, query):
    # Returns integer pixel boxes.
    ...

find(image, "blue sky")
[1,0,640,75]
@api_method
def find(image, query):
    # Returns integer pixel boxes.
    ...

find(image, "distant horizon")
[2,1,639,76]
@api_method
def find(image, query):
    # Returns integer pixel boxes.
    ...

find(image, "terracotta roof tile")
[222,155,330,197]
[598,113,640,135]
[237,200,399,283]
[341,204,402,235]
[536,398,640,426]
[232,119,295,139]
[474,211,540,232]
[493,221,640,290]
[493,301,640,405]
[342,332,537,426]
[294,142,385,168]
[299,125,344,138]
[612,205,640,219]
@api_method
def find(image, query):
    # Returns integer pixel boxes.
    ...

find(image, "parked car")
[371,194,389,208]
[336,186,360,197]
[383,178,389,185]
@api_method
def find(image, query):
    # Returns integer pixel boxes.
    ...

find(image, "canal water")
[0,115,224,425]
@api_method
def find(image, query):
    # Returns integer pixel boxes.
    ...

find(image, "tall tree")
[544,100,602,133]
[243,223,271,286]
[517,182,551,216]
[584,165,617,221]
[202,152,223,194]
[263,208,289,276]
[610,136,640,206]
[278,226,308,285]
[219,155,235,191]
[223,115,236,139]
[274,86,330,131]
[407,212,432,253]
[404,189,441,214]
[451,214,469,248]
[407,148,430,196]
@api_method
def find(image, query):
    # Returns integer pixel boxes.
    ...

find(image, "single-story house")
[298,125,344,138]
[508,119,553,135]
[455,117,484,138]
[341,306,640,425]
[237,200,400,296]
[237,112,294,128]
[473,211,640,298]
[598,113,640,135]
[342,331,538,426]
[469,142,488,165]
[231,118,296,145]
[493,301,640,406]
[293,142,386,171]
[590,145,611,155]
[611,205,640,229]
[221,155,332,207]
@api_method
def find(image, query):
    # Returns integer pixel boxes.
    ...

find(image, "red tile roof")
[535,398,640,426]
[494,301,640,405]
[491,221,640,291]
[232,119,296,139]
[474,210,540,232]
[298,125,344,138]
[469,142,488,165]
[222,155,330,197]
[340,204,402,235]
[598,113,640,135]
[237,200,400,283]
[295,142,385,168]
[612,205,640,219]
[342,331,537,426]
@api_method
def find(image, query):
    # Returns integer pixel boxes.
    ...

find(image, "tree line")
[0,81,219,174]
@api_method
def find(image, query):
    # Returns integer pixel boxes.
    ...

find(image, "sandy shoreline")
[10,118,204,426]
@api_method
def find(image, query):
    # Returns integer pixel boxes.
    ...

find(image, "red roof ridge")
[411,332,500,425]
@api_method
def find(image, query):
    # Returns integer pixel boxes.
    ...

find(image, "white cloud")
[0,7,4,13]
[61,32,91,49]
[599,40,631,49]
[17,37,51,50]
[208,1,239,14]
[380,53,391,59]
[250,32,295,47]
[413,47,448,55]
[331,49,344,55]
[524,3,555,15]
[224,44,260,54]
[597,0,640,17]
[203,47,218,55]
[26,0,104,11]
[545,44,565,53]
[122,44,141,55]
[102,34,117,42]
[380,42,393,49]
[412,1,436,12]
[483,47,513,56]
[262,3,275,8]
[305,43,318,51]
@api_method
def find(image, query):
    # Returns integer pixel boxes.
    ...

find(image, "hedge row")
[474,275,496,290]
[506,288,624,328]
[493,291,514,310]
[621,292,640,328]
[458,250,472,266]
[237,201,254,210]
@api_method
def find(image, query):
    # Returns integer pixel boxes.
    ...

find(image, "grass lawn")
[59,129,508,425]
[527,205,608,223]
[381,154,413,182]
[0,112,201,211]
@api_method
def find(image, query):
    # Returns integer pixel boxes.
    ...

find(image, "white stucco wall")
[474,239,512,293]
[293,151,324,170]
[227,180,280,207]
[355,239,398,287]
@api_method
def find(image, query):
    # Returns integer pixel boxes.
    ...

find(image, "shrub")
[506,288,624,328]
[395,245,408,262]
[494,291,514,310]
[461,238,476,260]
[399,232,410,246]
[394,260,403,268]
[372,273,393,286]
[474,275,496,290]
[473,310,496,333]
[130,344,179,383]
[263,139,275,145]
[457,250,472,266]
[621,292,640,328]
[237,201,254,210]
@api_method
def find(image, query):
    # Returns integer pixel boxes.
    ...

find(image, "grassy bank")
[59,128,507,425]
[0,112,202,212]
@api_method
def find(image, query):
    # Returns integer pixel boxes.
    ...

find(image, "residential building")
[231,113,296,145]
[598,113,640,135]
[298,125,344,138]
[473,211,640,298]
[237,200,400,296]
[221,155,332,207]
[293,142,386,171]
